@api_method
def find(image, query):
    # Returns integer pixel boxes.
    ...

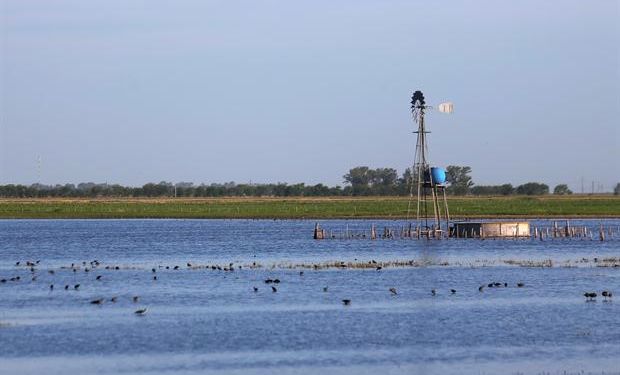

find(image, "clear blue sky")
[1,0,618,191]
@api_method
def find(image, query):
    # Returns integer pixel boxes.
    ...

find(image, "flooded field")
[1,219,619,375]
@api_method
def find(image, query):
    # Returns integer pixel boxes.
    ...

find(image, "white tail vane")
[437,102,454,114]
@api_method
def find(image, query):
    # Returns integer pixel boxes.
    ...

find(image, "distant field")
[0,196,618,219]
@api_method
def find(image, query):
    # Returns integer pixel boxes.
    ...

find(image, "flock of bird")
[1,259,614,312]
[584,291,613,301]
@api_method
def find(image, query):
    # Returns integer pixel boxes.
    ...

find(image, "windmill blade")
[437,102,454,114]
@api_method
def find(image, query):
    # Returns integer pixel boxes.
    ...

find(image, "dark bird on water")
[264,279,273,284]
[602,291,613,300]
[431,289,436,296]
[451,289,456,294]
[65,285,69,290]
[90,298,103,305]
[376,266,382,271]
[187,263,192,267]
[74,284,80,290]
[517,282,525,288]
[49,284,54,290]
[135,308,147,315]
[151,268,156,273]
[110,297,118,303]
[96,275,102,280]
[342,299,351,306]
[271,286,277,293]
[299,271,304,276]
[323,287,328,292]
[253,287,258,292]
[487,283,494,288]
[479,285,484,292]
[584,292,597,301]
[133,296,139,302]
[173,266,180,270]
[273,279,281,284]
[504,282,508,287]
[389,288,398,295]
[153,276,157,281]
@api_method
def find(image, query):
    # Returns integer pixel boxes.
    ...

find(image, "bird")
[173,266,180,270]
[271,286,277,293]
[48,270,55,275]
[389,287,398,295]
[187,263,192,267]
[478,285,484,292]
[253,287,258,292]
[134,308,147,315]
[90,298,103,305]
[273,279,281,284]
[487,283,494,288]
[323,286,328,292]
[493,282,502,287]
[584,292,597,301]
[602,291,613,301]
[65,285,69,290]
[504,283,508,287]
[299,271,304,276]
[133,296,139,302]
[376,266,382,271]
[15,261,20,266]
[153,276,157,281]
[49,284,54,290]
[110,297,118,303]
[431,289,436,296]
[74,284,80,290]
[151,268,156,273]
[517,282,524,288]
[96,275,102,280]
[450,289,456,294]
[264,279,273,284]
[342,299,351,306]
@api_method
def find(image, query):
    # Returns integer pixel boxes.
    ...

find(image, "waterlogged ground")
[0,219,619,375]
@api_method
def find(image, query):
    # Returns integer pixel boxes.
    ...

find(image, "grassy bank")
[0,196,619,219]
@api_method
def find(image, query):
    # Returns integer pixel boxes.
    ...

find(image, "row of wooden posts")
[313,221,617,241]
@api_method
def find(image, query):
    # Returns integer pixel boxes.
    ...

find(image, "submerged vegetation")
[0,196,618,219]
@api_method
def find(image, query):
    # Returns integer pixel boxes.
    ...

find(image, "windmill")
[407,90,452,237]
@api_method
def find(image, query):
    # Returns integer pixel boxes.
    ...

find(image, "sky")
[1,0,619,191]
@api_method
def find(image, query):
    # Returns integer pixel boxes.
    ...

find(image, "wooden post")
[313,223,324,240]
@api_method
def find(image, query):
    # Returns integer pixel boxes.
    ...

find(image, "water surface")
[1,219,619,375]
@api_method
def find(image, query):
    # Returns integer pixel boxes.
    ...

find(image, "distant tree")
[445,165,474,195]
[614,183,620,195]
[516,182,549,195]
[553,184,573,195]
[470,184,514,196]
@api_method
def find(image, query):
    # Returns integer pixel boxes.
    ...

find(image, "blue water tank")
[430,167,446,185]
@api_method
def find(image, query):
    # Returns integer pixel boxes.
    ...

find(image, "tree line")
[0,166,617,198]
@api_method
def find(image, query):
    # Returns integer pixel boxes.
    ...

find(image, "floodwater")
[0,219,619,375]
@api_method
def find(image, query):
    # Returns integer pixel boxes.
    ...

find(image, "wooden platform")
[451,221,530,238]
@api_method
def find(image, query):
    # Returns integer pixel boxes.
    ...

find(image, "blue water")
[1,219,619,375]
